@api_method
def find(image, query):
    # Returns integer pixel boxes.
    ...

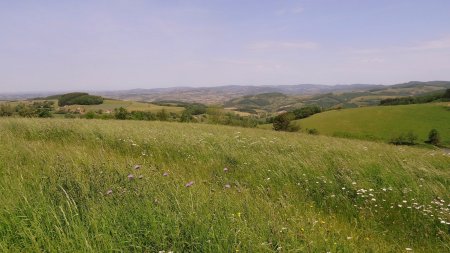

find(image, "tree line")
[270,105,322,132]
[380,89,450,106]
[0,101,54,118]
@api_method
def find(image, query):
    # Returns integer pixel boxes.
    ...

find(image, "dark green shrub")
[443,89,450,100]
[156,109,169,121]
[390,132,418,145]
[427,129,441,145]
[114,107,129,120]
[180,110,192,122]
[0,104,14,116]
[307,128,319,135]
[130,111,156,121]
[84,111,96,119]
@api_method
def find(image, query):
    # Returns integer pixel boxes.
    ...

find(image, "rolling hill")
[224,81,450,112]
[296,103,450,146]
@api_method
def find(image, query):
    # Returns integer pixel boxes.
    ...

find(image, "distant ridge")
[2,81,450,104]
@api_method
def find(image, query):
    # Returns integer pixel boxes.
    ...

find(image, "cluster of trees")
[111,107,176,121]
[291,105,322,119]
[179,104,208,122]
[0,101,54,118]
[271,105,322,132]
[58,92,104,106]
[389,132,418,145]
[380,89,450,106]
[390,129,442,146]
[77,106,260,128]
[200,107,260,128]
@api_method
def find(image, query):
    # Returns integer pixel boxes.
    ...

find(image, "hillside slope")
[297,103,450,146]
[0,119,449,252]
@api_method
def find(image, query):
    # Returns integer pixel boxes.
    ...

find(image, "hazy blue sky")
[1,0,450,92]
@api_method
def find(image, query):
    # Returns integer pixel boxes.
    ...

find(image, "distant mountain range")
[94,83,383,104]
[1,81,450,107]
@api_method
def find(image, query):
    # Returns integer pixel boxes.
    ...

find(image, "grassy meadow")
[0,99,185,114]
[297,103,450,146]
[64,99,184,113]
[0,118,449,252]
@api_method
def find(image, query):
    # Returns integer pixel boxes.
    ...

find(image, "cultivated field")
[0,118,449,252]
[297,103,450,146]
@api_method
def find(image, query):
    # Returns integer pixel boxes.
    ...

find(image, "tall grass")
[0,118,449,252]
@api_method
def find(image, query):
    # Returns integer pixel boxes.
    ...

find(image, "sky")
[1,0,450,92]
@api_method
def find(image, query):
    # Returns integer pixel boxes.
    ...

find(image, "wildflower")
[127,174,135,180]
[223,167,229,172]
[134,165,141,170]
[185,181,194,187]
[237,212,241,218]
[106,189,113,195]
[163,172,169,177]
[225,184,231,189]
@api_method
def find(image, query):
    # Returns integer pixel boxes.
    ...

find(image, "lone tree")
[427,129,441,146]
[443,89,450,100]
[273,112,298,132]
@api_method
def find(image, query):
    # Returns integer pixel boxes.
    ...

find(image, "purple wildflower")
[185,181,194,187]
[163,172,169,177]
[127,174,135,180]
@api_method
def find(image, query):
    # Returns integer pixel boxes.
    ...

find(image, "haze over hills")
[94,83,383,104]
[1,81,449,110]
